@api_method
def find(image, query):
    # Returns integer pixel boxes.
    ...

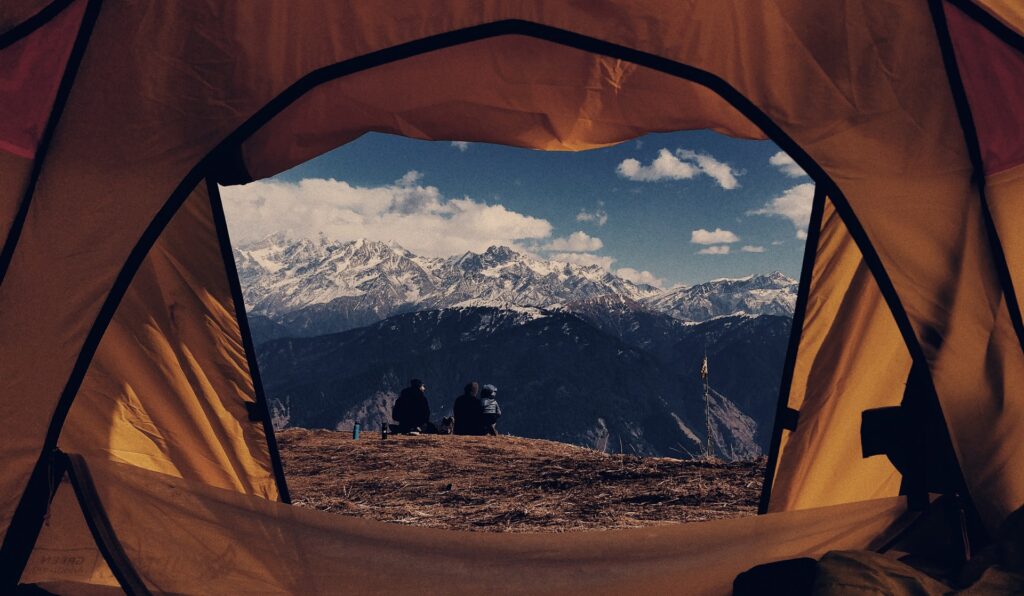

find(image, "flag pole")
[700,349,713,459]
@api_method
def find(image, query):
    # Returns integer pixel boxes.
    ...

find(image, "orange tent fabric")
[23,455,914,595]
[58,182,283,500]
[1,0,1022,592]
[766,196,910,512]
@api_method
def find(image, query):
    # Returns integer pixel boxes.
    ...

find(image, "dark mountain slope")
[258,307,763,458]
[669,315,791,438]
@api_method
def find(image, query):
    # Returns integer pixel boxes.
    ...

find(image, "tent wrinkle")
[207,178,291,502]
[24,454,918,595]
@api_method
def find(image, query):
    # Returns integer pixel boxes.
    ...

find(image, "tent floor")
[276,427,764,532]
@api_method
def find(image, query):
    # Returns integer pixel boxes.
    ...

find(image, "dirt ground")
[277,428,765,533]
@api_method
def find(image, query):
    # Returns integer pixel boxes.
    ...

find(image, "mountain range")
[236,234,797,459]
[235,234,797,341]
[259,307,791,459]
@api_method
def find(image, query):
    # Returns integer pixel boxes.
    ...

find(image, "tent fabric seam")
[0,0,104,585]
[63,452,151,595]
[206,177,291,503]
[758,185,828,513]
[946,0,1024,53]
[2,20,948,580]
[930,0,1024,355]
[0,0,76,49]
[0,0,97,285]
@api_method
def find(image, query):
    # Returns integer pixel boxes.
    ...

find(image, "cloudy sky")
[221,130,813,288]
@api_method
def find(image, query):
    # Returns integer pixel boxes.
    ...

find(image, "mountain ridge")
[235,233,797,340]
[258,306,782,459]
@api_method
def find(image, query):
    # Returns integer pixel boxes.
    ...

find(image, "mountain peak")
[482,245,521,261]
[643,272,797,322]
[765,270,795,283]
[235,232,797,335]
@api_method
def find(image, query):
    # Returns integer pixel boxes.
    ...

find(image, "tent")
[2,0,1023,593]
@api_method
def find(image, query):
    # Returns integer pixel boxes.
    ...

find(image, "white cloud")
[397,170,423,185]
[451,141,470,151]
[771,240,785,246]
[741,245,766,253]
[697,245,731,255]
[691,228,740,245]
[796,229,808,240]
[676,149,740,190]
[576,206,608,226]
[769,151,806,177]
[615,148,740,189]
[617,149,697,182]
[543,231,604,253]
[550,252,616,270]
[748,183,815,238]
[220,172,553,257]
[616,267,664,288]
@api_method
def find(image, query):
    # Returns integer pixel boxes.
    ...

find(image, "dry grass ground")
[277,428,765,533]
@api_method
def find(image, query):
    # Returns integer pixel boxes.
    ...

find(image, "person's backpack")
[480,397,501,417]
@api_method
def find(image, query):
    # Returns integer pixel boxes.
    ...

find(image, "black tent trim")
[3,17,953,583]
[0,0,104,586]
[62,452,151,595]
[946,0,1024,54]
[207,178,292,503]
[0,0,98,286]
[0,0,76,50]
[757,186,827,513]
[930,0,1024,355]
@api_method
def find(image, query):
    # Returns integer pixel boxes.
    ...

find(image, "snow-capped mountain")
[234,233,797,339]
[235,233,441,321]
[239,234,797,458]
[642,272,797,322]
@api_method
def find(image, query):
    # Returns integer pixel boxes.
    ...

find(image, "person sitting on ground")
[452,381,480,435]
[392,378,430,434]
[478,384,502,436]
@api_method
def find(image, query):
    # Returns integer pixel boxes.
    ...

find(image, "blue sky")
[222,130,813,288]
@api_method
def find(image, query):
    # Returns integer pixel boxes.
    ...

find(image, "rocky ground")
[277,428,766,533]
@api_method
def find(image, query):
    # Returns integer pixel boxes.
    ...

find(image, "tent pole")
[62,452,151,595]
[206,178,292,503]
[929,0,1024,355]
[0,0,104,584]
[757,186,826,513]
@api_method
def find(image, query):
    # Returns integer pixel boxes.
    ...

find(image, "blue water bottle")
[352,423,361,440]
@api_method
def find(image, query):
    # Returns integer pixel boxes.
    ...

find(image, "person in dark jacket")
[478,384,502,436]
[452,382,480,435]
[392,378,430,433]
